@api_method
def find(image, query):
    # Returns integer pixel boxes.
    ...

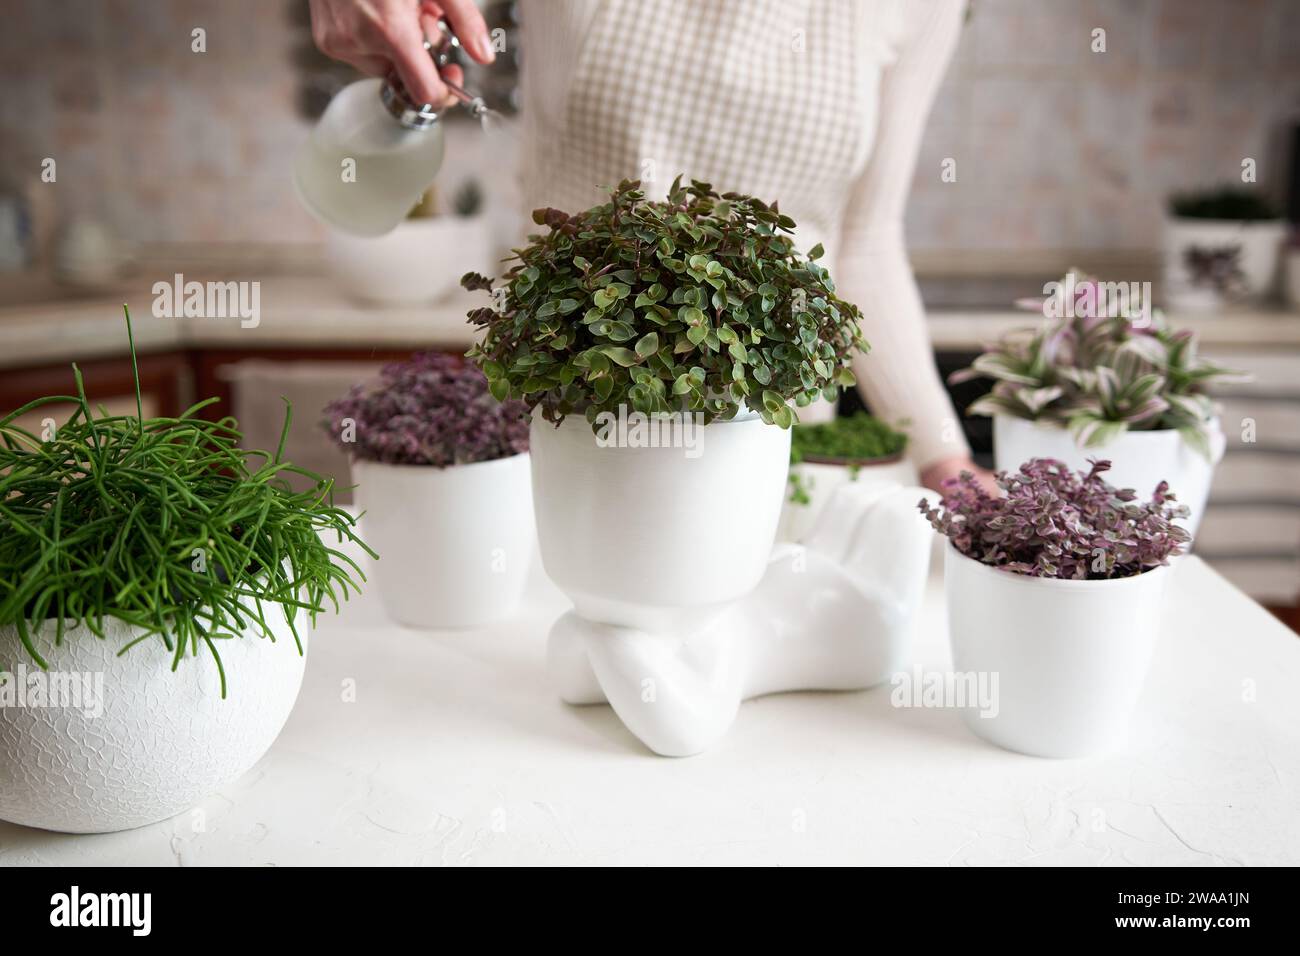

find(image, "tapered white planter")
[531,414,789,630]
[778,456,918,543]
[533,414,934,755]
[944,546,1171,758]
[994,415,1223,536]
[0,608,306,833]
[352,454,533,628]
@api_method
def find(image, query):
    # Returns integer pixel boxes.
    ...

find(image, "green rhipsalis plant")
[950,270,1243,458]
[461,177,868,430]
[0,308,373,695]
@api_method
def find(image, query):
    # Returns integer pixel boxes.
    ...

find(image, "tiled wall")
[3,0,1298,253]
[914,0,1300,252]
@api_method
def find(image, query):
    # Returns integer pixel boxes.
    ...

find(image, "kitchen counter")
[928,307,1300,352]
[3,273,1299,369]
[0,276,480,369]
[2,545,1296,866]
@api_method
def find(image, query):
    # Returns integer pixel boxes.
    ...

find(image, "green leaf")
[635,332,659,358]
[679,306,706,326]
[686,324,708,346]
[601,347,641,367]
[488,378,510,402]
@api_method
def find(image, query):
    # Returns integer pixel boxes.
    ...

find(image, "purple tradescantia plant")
[322,352,529,466]
[950,269,1246,460]
[919,458,1191,580]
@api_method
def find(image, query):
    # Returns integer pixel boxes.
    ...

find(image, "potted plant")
[778,412,914,543]
[461,177,867,631]
[920,458,1190,758]
[1164,185,1285,309]
[0,309,371,834]
[951,270,1242,535]
[322,351,532,628]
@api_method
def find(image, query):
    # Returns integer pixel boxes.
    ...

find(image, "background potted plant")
[322,351,532,629]
[461,177,867,629]
[326,179,495,306]
[0,310,370,834]
[778,412,914,543]
[920,458,1190,758]
[952,270,1241,534]
[1164,185,1285,309]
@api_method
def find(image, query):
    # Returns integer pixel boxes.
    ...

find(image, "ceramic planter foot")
[547,484,933,756]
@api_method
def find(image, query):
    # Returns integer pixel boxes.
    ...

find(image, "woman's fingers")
[306,0,484,108]
[386,14,450,106]
[428,0,495,63]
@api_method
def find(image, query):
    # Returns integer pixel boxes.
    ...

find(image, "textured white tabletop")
[2,549,1298,867]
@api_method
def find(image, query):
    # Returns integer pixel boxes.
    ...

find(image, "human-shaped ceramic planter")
[530,414,934,756]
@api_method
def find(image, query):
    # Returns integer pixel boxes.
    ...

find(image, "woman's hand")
[920,455,999,495]
[308,0,495,109]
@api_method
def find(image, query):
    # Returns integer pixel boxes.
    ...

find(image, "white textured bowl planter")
[0,608,306,833]
[352,453,533,628]
[533,414,934,756]
[944,546,1171,758]
[778,456,918,544]
[994,415,1223,537]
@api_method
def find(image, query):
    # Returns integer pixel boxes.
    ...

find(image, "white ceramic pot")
[1285,247,1300,312]
[778,456,918,543]
[549,482,935,756]
[1163,216,1285,309]
[0,607,306,833]
[326,215,493,305]
[944,546,1171,758]
[993,415,1223,537]
[352,453,533,628]
[530,413,790,630]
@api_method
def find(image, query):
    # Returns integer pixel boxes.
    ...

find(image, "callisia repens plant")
[950,269,1245,459]
[461,177,868,431]
[322,352,529,466]
[919,458,1190,580]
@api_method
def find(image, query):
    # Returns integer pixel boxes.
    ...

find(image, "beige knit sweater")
[519,0,969,468]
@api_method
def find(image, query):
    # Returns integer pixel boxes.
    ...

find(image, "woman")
[309,0,988,491]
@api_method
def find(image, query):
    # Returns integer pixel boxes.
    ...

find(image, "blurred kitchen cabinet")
[0,352,188,429]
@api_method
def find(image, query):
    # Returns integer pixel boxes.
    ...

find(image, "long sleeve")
[834,0,969,470]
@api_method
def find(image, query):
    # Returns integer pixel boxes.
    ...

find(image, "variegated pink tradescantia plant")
[950,270,1245,459]
[919,458,1191,580]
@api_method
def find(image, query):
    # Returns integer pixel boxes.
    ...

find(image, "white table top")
[2,549,1298,867]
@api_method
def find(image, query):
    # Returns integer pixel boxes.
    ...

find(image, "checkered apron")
[519,0,905,265]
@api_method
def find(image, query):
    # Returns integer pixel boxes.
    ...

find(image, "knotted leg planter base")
[547,483,933,756]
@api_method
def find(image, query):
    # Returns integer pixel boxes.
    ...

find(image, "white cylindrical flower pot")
[1163,216,1285,309]
[944,546,1172,758]
[994,415,1222,537]
[0,608,306,833]
[778,456,918,543]
[530,413,790,630]
[352,453,533,628]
